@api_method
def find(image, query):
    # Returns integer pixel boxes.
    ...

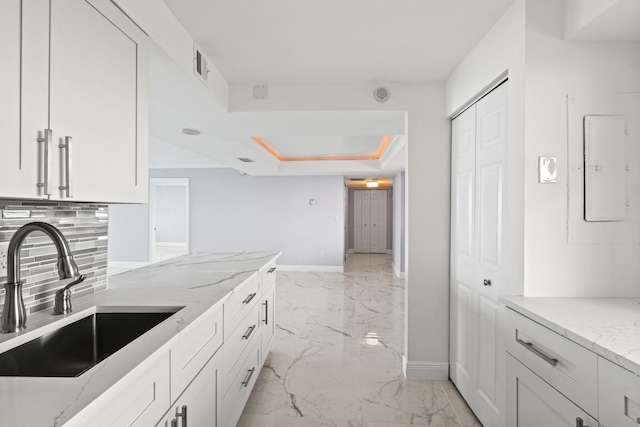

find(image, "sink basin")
[0,308,181,377]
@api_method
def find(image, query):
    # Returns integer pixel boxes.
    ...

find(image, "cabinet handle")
[242,324,256,340]
[576,417,586,427]
[171,418,178,427]
[483,279,491,286]
[517,338,559,366]
[58,136,73,198]
[243,293,256,304]
[175,405,187,427]
[242,367,256,387]
[36,129,53,196]
[268,267,276,273]
[263,300,268,325]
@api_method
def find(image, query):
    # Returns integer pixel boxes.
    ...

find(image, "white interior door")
[450,102,477,404]
[150,178,189,263]
[354,190,365,252]
[450,81,508,427]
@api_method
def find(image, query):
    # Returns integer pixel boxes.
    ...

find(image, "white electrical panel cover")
[584,115,628,222]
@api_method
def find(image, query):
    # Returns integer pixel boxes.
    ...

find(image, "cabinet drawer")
[599,357,640,426]
[260,259,277,292]
[222,336,262,427]
[505,308,598,417]
[67,351,170,427]
[170,304,223,401]
[224,272,260,339]
[224,302,261,394]
[506,354,598,427]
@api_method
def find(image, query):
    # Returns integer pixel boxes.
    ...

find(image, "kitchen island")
[0,251,279,426]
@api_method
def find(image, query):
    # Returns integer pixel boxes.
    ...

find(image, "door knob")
[483,279,491,286]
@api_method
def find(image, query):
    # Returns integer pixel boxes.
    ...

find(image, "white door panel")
[450,81,508,427]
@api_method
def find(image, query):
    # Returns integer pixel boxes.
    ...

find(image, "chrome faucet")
[1,222,85,333]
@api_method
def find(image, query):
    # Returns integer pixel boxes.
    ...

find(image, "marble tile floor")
[238,254,482,427]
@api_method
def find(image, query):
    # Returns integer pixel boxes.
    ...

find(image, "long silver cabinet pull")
[263,300,269,324]
[242,367,256,387]
[175,405,187,427]
[243,293,257,304]
[36,129,52,196]
[58,136,73,198]
[242,325,256,340]
[171,418,178,427]
[516,338,559,366]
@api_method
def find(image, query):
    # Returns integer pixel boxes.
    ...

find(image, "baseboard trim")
[277,265,344,273]
[402,355,449,380]
[392,262,405,279]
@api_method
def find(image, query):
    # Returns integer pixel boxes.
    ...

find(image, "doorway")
[149,178,189,263]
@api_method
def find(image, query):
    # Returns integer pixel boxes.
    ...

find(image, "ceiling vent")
[193,43,209,86]
[237,157,255,163]
[253,84,268,100]
[373,87,390,103]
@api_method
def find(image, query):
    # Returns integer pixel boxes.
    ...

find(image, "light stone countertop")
[0,251,280,427]
[501,296,640,378]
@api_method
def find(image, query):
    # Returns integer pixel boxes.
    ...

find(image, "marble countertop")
[0,251,280,427]
[501,296,640,377]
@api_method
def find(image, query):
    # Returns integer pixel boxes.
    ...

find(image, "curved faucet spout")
[2,222,81,333]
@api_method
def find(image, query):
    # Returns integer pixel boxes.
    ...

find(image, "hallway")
[238,254,481,426]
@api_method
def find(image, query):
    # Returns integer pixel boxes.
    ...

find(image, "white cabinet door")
[450,82,508,427]
[159,349,223,427]
[506,355,598,427]
[47,0,148,203]
[0,0,43,199]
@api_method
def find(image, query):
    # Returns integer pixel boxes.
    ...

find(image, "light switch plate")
[539,156,558,183]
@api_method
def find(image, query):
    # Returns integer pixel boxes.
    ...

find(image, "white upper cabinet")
[2,0,148,203]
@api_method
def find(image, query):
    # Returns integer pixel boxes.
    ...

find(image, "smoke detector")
[373,87,390,103]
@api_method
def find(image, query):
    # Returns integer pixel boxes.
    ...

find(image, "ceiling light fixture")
[366,181,379,188]
[181,128,201,136]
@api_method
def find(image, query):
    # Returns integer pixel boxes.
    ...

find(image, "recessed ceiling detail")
[251,135,393,162]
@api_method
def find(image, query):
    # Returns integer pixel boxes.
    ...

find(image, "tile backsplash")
[0,200,108,317]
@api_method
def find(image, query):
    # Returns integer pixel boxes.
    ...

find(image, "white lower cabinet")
[65,351,171,427]
[599,357,640,427]
[157,349,223,427]
[506,354,598,427]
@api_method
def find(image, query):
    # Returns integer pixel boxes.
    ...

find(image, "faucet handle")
[53,275,86,315]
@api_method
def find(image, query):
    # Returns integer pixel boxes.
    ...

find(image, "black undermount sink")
[0,309,181,377]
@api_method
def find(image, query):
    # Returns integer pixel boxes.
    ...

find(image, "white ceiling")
[151,0,520,176]
[162,0,516,83]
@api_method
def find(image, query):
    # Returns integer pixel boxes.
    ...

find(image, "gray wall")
[0,200,108,318]
[109,168,345,267]
[392,172,405,273]
[347,188,393,251]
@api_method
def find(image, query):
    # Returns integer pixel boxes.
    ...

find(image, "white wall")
[393,172,405,277]
[108,168,346,268]
[522,0,640,296]
[229,81,451,379]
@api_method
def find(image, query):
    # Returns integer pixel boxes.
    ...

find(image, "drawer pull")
[242,325,256,340]
[483,279,491,286]
[242,367,256,387]
[516,338,559,366]
[268,267,276,273]
[575,417,588,427]
[176,405,188,427]
[263,300,268,325]
[243,293,257,304]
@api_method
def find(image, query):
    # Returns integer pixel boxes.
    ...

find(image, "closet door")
[450,102,477,406]
[370,190,388,254]
[450,82,508,427]
[354,190,366,252]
